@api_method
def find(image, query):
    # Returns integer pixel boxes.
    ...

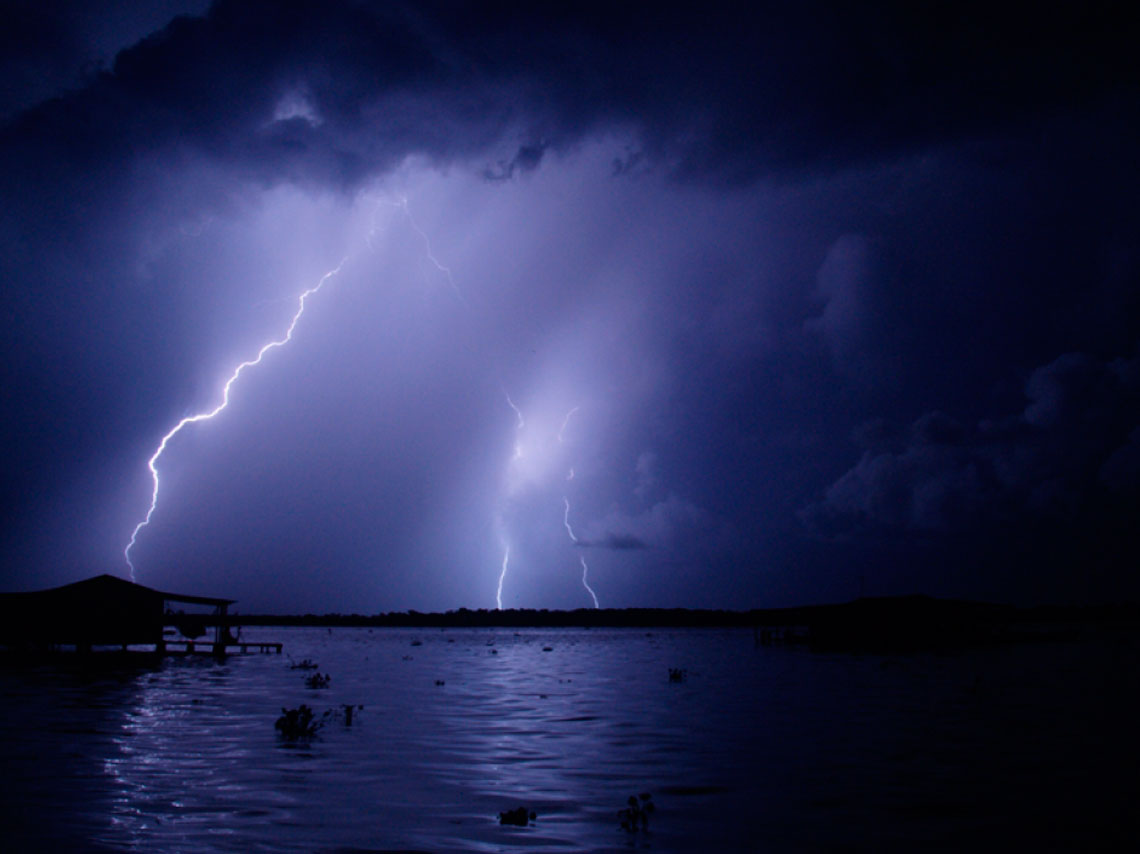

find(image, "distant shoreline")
[228,596,1140,648]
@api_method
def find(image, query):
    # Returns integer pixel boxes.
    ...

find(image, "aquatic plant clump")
[305,672,331,688]
[619,793,655,832]
[499,806,536,826]
[275,705,327,739]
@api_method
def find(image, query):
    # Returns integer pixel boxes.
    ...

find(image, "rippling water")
[2,627,1134,852]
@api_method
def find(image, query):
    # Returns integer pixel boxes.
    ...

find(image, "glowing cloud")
[496,393,600,608]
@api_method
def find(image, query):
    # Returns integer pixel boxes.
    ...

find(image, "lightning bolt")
[495,390,526,608]
[390,201,519,609]
[557,406,579,443]
[497,396,600,609]
[558,406,599,608]
[393,196,467,307]
[506,393,525,430]
[124,194,458,581]
[578,556,598,609]
[139,194,592,609]
[496,539,510,611]
[124,259,349,579]
[563,493,599,609]
[561,496,578,544]
[505,392,524,460]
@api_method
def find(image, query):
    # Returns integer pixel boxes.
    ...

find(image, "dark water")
[1,627,1135,852]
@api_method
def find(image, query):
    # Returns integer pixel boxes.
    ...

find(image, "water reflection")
[1,627,1133,852]
[100,658,266,852]
[413,628,780,851]
[0,661,158,851]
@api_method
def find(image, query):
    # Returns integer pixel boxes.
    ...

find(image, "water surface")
[2,627,1134,851]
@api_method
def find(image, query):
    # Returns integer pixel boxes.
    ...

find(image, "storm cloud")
[804,349,1140,533]
[2,1,1139,610]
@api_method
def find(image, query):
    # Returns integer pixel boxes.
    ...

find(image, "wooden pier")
[162,640,282,655]
[0,574,283,658]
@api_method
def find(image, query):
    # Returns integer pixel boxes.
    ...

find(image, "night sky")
[2,1,1138,613]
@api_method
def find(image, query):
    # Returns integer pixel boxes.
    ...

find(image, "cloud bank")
[2,2,1139,609]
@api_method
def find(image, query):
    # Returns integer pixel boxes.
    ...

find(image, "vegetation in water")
[499,806,536,826]
[275,705,327,738]
[276,703,361,736]
[305,672,330,688]
[619,793,655,832]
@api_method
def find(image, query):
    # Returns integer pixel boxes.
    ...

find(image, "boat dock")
[0,574,283,658]
[162,640,282,655]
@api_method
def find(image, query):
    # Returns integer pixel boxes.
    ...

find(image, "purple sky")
[2,1,1139,612]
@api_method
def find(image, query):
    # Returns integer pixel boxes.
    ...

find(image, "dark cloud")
[0,2,89,118]
[2,1,1140,609]
[580,533,648,552]
[5,1,1137,187]
[583,494,727,555]
[0,1,214,118]
[803,234,886,383]
[482,142,548,182]
[803,348,1140,537]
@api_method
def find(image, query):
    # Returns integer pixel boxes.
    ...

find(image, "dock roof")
[1,573,235,607]
[0,574,236,648]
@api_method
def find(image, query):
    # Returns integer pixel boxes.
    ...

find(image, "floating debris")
[305,672,331,689]
[542,646,553,652]
[288,658,319,670]
[499,807,536,826]
[275,705,327,739]
[342,704,363,726]
[618,793,655,832]
[435,679,446,686]
[411,639,422,647]
[668,668,687,683]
